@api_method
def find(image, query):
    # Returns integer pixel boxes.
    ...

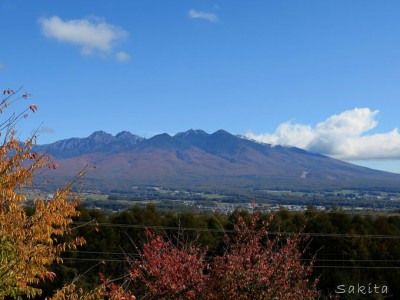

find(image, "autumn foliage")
[111,213,319,299]
[0,88,84,298]
[128,230,209,299]
[209,214,318,299]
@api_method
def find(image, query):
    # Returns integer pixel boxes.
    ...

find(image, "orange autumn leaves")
[0,89,84,298]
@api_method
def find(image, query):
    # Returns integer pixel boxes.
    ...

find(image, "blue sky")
[2,0,400,172]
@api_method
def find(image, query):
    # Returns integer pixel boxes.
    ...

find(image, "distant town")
[24,186,400,215]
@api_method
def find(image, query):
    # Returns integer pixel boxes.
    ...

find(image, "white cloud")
[188,9,218,22]
[38,16,128,56]
[246,108,400,160]
[31,127,55,136]
[116,51,130,62]
[38,127,55,134]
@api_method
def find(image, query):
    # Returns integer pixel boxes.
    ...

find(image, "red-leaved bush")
[128,229,209,299]
[108,213,319,300]
[209,214,318,299]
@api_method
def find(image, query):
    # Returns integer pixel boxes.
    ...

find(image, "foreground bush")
[108,213,319,299]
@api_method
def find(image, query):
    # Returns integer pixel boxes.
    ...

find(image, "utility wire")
[72,222,400,239]
[61,258,400,269]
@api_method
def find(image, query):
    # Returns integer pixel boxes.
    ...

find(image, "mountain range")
[34,129,400,192]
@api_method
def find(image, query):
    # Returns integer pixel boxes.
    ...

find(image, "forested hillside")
[35,204,400,299]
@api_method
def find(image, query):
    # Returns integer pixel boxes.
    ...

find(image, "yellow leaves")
[0,88,91,298]
[49,283,108,300]
[0,186,83,296]
[75,236,86,247]
[0,109,84,298]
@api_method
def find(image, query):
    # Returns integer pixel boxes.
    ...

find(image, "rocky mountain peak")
[88,131,114,143]
[174,129,209,139]
[116,131,144,143]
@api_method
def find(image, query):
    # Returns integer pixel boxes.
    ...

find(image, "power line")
[62,257,124,263]
[62,250,400,262]
[61,250,400,267]
[72,222,400,239]
[60,258,400,269]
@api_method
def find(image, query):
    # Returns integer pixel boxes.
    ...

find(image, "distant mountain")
[35,129,400,192]
[35,130,144,159]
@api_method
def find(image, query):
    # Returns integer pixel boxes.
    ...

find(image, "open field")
[67,186,400,215]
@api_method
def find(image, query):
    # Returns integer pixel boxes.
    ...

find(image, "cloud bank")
[39,16,129,58]
[246,108,400,160]
[188,9,218,22]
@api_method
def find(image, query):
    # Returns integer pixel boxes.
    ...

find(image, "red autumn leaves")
[29,104,38,112]
[105,213,319,300]
[129,229,209,299]
[2,89,37,118]
[3,89,15,95]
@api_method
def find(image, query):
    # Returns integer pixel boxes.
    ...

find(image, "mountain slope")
[35,130,400,192]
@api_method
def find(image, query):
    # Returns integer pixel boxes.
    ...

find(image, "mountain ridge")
[35,130,144,159]
[34,129,400,192]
